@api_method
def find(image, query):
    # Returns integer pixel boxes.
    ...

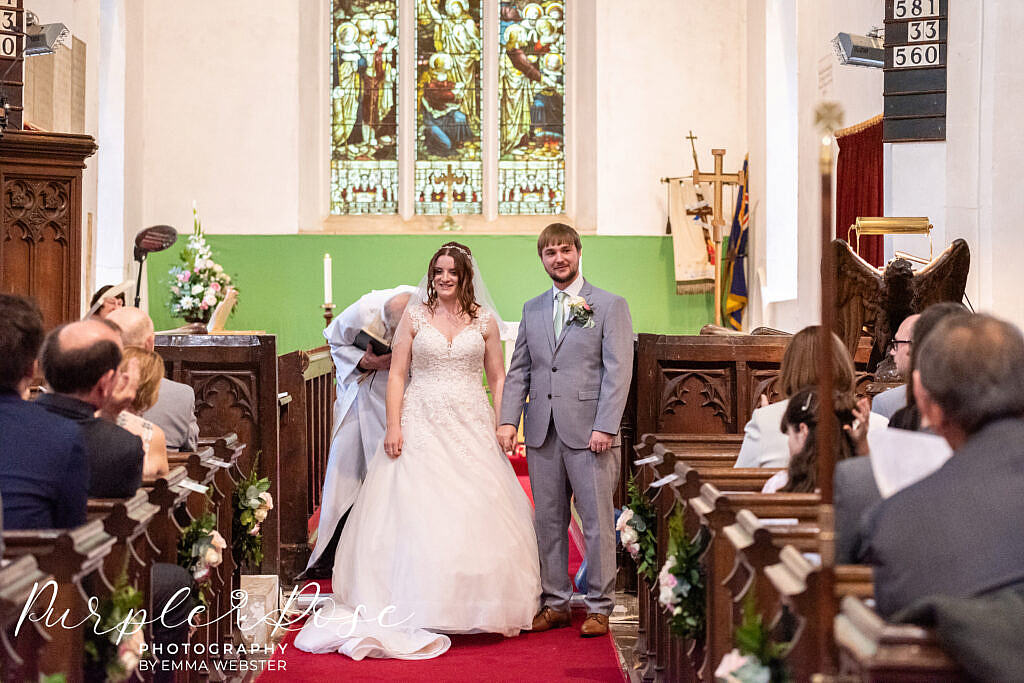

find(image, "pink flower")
[582,302,591,311]
[200,302,209,310]
[249,523,261,536]
[210,282,221,292]
[665,573,677,588]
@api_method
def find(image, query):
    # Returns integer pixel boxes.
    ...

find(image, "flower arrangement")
[565,295,595,328]
[658,503,708,639]
[83,569,148,682]
[178,510,226,603]
[167,203,235,323]
[233,458,273,570]
[617,474,657,582]
[715,589,791,682]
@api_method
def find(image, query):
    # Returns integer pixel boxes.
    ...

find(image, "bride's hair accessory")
[425,242,479,319]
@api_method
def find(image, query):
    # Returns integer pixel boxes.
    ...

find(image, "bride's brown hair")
[425,242,479,320]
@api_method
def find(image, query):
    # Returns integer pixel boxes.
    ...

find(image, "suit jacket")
[833,455,882,564]
[500,278,634,450]
[0,390,88,528]
[35,393,144,498]
[862,417,1024,617]
[871,385,908,420]
[144,377,199,451]
[735,398,889,468]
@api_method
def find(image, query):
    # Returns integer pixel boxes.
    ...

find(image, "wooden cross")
[686,130,701,173]
[692,148,744,326]
[437,163,466,231]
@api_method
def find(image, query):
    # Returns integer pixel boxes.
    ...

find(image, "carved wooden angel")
[833,238,970,370]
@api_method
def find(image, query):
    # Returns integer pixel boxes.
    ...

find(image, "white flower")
[567,295,587,308]
[715,649,752,681]
[625,540,641,558]
[616,507,634,531]
[214,263,223,273]
[203,294,217,307]
[619,525,638,547]
[254,507,268,523]
[180,296,196,308]
[204,546,222,566]
[209,530,227,550]
[191,284,204,295]
[659,585,676,608]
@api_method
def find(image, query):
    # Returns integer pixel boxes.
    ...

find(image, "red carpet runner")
[258,469,625,682]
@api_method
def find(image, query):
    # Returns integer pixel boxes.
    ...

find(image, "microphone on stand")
[132,225,178,308]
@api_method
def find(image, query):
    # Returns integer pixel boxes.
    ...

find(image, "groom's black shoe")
[531,606,571,632]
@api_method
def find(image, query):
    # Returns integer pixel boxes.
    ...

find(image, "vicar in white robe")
[305,285,416,573]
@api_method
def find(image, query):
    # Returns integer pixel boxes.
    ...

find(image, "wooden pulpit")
[0,130,97,328]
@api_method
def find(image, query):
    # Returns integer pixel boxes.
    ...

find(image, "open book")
[354,327,390,355]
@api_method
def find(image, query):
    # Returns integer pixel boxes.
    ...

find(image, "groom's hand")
[496,424,517,453]
[589,430,615,454]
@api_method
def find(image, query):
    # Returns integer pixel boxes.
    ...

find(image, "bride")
[295,242,540,660]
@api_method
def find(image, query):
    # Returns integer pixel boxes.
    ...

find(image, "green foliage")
[177,505,218,605]
[663,503,708,640]
[83,564,146,682]
[734,588,792,682]
[625,475,658,582]
[233,454,272,570]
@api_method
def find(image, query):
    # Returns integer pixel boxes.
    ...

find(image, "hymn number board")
[0,0,23,130]
[883,0,948,142]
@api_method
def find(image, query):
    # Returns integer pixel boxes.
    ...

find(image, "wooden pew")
[3,521,116,682]
[0,555,52,682]
[834,596,966,681]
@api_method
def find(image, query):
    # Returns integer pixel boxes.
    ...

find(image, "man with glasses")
[872,314,920,418]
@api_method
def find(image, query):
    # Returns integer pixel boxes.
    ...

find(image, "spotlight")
[24,11,69,57]
[832,31,884,69]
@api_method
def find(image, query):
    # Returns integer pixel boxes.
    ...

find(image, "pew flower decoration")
[659,503,707,639]
[715,589,791,682]
[167,202,236,323]
[178,510,225,598]
[620,475,658,582]
[566,295,595,328]
[233,458,273,569]
[84,569,148,682]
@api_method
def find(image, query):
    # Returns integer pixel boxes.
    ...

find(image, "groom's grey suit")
[500,278,633,615]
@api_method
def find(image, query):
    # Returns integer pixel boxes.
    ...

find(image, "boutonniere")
[566,295,595,328]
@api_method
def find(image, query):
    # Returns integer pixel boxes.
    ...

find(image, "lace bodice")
[402,305,494,450]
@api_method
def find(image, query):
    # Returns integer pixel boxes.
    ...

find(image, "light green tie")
[554,291,567,339]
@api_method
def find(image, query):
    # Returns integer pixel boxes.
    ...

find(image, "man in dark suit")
[862,313,1024,617]
[107,307,199,451]
[0,294,89,529]
[833,455,881,564]
[35,319,144,498]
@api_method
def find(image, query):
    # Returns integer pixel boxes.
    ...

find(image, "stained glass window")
[414,0,483,215]
[330,0,400,215]
[498,1,565,215]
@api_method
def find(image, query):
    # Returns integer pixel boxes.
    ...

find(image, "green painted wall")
[147,235,714,354]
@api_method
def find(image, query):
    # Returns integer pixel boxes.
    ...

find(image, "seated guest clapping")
[863,313,1024,617]
[115,347,170,479]
[0,294,88,528]
[107,307,199,451]
[760,388,867,493]
[35,319,145,498]
[735,326,887,469]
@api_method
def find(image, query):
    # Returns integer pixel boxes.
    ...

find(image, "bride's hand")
[384,426,403,459]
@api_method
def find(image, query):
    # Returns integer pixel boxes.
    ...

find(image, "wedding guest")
[735,326,887,469]
[862,313,1024,617]
[89,284,126,318]
[303,284,416,578]
[871,314,919,419]
[760,388,864,494]
[35,319,144,498]
[115,347,170,479]
[107,307,200,451]
[0,294,88,529]
[888,302,970,432]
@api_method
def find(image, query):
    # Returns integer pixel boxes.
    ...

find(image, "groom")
[498,223,633,637]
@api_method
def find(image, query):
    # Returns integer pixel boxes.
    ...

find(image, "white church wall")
[946,0,1024,327]
[883,142,946,261]
[593,0,747,236]
[747,0,883,333]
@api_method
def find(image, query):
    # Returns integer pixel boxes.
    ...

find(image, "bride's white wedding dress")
[294,305,540,660]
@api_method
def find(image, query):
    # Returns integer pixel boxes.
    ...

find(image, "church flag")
[723,156,749,330]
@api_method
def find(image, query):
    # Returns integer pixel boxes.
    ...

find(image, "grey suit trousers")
[528,421,620,615]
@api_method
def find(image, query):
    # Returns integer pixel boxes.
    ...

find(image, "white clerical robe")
[306,285,417,569]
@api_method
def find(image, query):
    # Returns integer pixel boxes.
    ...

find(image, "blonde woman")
[115,347,170,479]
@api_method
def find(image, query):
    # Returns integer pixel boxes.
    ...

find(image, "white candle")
[323,253,333,305]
